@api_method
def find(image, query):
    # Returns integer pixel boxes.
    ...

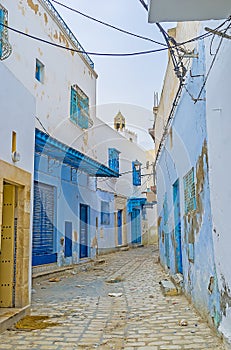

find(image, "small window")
[70,85,90,129]
[35,59,44,83]
[132,160,141,186]
[108,148,120,173]
[183,168,196,214]
[101,201,110,225]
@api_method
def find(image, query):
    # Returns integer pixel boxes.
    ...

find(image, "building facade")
[0,61,35,311]
[152,19,231,344]
[0,0,156,281]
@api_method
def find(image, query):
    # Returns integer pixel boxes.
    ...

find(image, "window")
[101,201,110,225]
[132,160,141,186]
[70,85,90,129]
[183,168,196,214]
[0,4,11,60]
[108,148,120,173]
[35,59,44,83]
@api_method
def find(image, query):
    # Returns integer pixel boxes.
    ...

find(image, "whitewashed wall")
[204,20,231,343]
[0,64,35,174]
[1,0,97,146]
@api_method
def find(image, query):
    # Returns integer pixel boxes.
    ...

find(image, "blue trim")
[35,129,119,178]
[108,148,120,173]
[127,197,146,213]
[0,9,4,58]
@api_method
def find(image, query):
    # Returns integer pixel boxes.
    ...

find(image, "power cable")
[35,116,50,136]
[2,23,168,56]
[1,22,217,59]
[195,22,231,103]
[2,19,227,61]
[50,0,167,47]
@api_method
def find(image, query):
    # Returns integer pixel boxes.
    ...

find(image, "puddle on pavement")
[15,315,60,330]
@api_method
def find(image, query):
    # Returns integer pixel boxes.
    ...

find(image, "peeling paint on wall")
[18,4,26,16]
[220,275,231,317]
[27,0,39,14]
[44,12,48,25]
[184,140,209,255]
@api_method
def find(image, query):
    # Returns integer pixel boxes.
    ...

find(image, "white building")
[0,44,35,327]
[148,0,231,344]
[0,0,156,281]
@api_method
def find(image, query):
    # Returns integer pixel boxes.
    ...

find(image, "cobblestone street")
[0,246,226,349]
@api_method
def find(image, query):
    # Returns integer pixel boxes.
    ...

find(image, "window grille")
[183,168,196,214]
[101,201,110,225]
[0,4,12,60]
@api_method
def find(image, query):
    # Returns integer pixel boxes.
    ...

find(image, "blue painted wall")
[34,152,116,266]
[156,40,221,327]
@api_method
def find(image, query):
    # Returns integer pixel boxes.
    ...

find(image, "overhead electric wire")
[50,0,167,47]
[2,24,168,56]
[195,22,231,103]
[1,19,227,59]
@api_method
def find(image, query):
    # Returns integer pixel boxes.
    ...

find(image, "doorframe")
[173,179,183,274]
[79,203,89,259]
[131,208,141,244]
[0,161,31,309]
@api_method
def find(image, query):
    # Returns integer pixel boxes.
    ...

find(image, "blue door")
[80,204,89,258]
[173,179,183,273]
[65,221,72,258]
[163,193,170,268]
[117,210,122,245]
[131,209,141,244]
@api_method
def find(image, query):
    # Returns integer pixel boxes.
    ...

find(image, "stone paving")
[0,246,226,349]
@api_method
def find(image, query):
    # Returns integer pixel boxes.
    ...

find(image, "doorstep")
[0,305,29,334]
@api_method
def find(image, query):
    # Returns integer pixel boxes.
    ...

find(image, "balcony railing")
[40,0,94,69]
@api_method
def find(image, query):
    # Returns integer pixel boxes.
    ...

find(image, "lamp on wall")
[134,160,141,172]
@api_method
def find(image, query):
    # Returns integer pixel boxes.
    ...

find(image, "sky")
[53,0,173,149]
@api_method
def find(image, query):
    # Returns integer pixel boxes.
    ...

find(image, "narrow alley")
[0,247,225,350]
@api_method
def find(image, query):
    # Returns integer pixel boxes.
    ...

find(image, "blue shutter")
[65,221,72,258]
[70,87,78,123]
[0,9,4,58]
[132,161,141,186]
[79,96,89,128]
[108,148,120,173]
[32,182,56,266]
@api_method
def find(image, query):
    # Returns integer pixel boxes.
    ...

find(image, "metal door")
[80,204,88,258]
[65,221,72,258]
[163,193,170,268]
[0,184,15,307]
[131,209,141,244]
[32,182,56,266]
[117,210,122,245]
[173,179,183,273]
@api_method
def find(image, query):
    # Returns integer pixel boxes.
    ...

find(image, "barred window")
[0,4,12,60]
[101,201,110,225]
[183,168,196,214]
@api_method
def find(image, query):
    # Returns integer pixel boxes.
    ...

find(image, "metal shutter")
[32,182,56,266]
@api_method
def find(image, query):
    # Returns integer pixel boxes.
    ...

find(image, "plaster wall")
[1,0,97,146]
[0,64,35,174]
[156,28,220,327]
[204,20,231,342]
[0,64,35,306]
